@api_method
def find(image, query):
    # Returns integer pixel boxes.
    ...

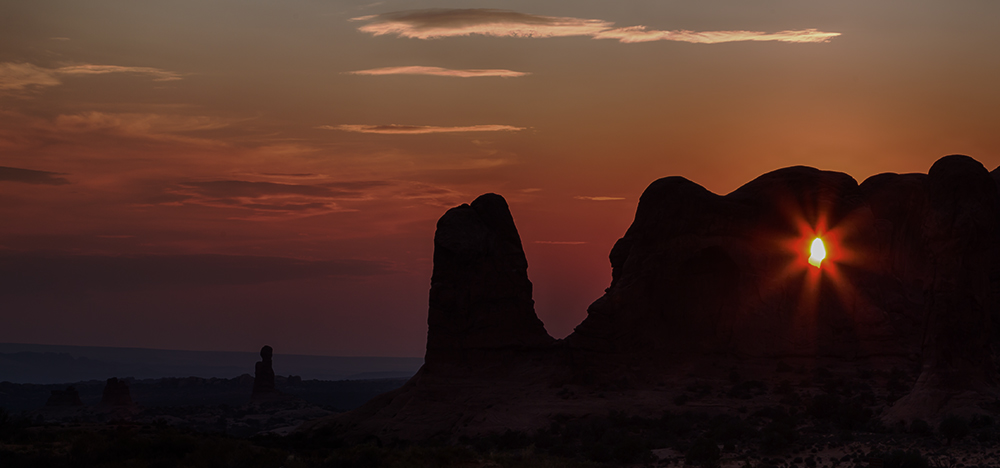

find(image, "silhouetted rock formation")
[100,377,133,406]
[881,156,999,421]
[252,345,284,401]
[427,193,554,363]
[45,386,83,407]
[303,155,1000,439]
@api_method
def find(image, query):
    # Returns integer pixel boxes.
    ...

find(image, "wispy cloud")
[48,112,231,146]
[353,9,612,39]
[575,196,626,201]
[320,124,525,134]
[0,166,70,185]
[593,27,841,44]
[0,62,183,92]
[534,240,587,245]
[0,63,61,91]
[0,253,393,294]
[54,112,228,134]
[0,111,233,149]
[353,9,840,44]
[55,64,183,81]
[159,179,392,220]
[346,66,528,78]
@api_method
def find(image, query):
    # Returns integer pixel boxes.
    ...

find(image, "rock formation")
[45,386,83,407]
[427,193,554,365]
[303,155,1000,439]
[252,345,279,400]
[100,377,133,406]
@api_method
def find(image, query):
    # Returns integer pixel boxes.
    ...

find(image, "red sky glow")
[1,0,999,358]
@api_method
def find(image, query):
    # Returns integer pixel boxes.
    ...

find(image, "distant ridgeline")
[303,155,1000,440]
[0,343,422,384]
[0,345,415,413]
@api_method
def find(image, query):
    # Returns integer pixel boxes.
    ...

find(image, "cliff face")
[304,155,1000,439]
[569,156,996,363]
[567,155,998,415]
[426,193,554,364]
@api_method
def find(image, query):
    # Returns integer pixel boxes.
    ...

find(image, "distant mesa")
[100,377,133,406]
[45,386,83,407]
[303,154,1000,440]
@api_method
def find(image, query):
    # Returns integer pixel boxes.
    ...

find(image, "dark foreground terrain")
[2,400,999,468]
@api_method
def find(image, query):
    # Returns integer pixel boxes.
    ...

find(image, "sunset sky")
[2,0,999,357]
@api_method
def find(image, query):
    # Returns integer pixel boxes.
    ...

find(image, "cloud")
[55,64,183,81]
[0,253,393,294]
[346,66,528,78]
[574,196,626,201]
[160,179,391,219]
[593,27,841,44]
[353,9,612,39]
[533,241,587,245]
[0,63,62,91]
[54,112,227,134]
[0,62,183,92]
[321,124,525,134]
[0,166,70,185]
[352,9,840,44]
[43,112,232,146]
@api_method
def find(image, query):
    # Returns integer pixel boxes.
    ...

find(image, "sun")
[808,237,826,268]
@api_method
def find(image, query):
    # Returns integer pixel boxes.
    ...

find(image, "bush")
[834,399,872,431]
[0,409,28,442]
[909,419,931,436]
[708,415,754,443]
[686,437,720,467]
[760,421,798,453]
[875,449,929,468]
[939,415,970,445]
[808,394,840,419]
[611,434,652,465]
[970,414,994,429]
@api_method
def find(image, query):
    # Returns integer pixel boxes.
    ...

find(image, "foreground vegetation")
[3,403,999,468]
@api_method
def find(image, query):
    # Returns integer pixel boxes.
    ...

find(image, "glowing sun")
[808,237,827,268]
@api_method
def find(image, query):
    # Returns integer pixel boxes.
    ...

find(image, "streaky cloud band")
[354,9,612,39]
[320,124,525,134]
[593,26,840,44]
[353,9,840,44]
[575,196,626,201]
[346,66,528,78]
[0,62,183,92]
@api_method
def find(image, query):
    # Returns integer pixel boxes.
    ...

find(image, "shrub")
[708,415,754,443]
[686,437,720,467]
[808,394,840,419]
[760,421,798,453]
[834,399,872,431]
[875,449,929,468]
[939,415,970,445]
[970,414,994,429]
[909,419,931,436]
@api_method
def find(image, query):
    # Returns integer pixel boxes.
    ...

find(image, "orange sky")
[1,0,999,357]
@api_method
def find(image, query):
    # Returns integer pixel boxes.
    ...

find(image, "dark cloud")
[0,253,394,295]
[0,166,70,185]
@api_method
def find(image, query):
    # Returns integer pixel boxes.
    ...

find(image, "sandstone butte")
[301,154,1000,441]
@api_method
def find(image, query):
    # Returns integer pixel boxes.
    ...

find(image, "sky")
[1,0,999,357]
